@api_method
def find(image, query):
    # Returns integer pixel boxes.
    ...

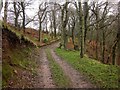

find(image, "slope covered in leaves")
[3,23,38,47]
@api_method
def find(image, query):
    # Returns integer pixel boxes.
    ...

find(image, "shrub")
[43,38,48,43]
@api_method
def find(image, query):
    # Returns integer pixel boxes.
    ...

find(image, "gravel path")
[51,49,94,88]
[39,49,55,88]
[35,48,55,88]
[34,41,95,88]
[48,42,95,88]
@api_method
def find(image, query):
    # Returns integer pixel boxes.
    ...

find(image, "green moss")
[2,63,13,86]
[45,49,70,88]
[55,48,120,88]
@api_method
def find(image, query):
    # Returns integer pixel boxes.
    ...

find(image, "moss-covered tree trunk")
[61,2,69,49]
[83,2,88,53]
[61,8,64,48]
[78,2,84,58]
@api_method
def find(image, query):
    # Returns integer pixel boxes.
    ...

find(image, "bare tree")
[19,0,34,32]
[38,2,48,42]
[52,4,57,38]
[83,1,89,51]
[67,7,76,47]
[111,1,120,65]
[20,1,25,32]
[61,2,69,49]
[75,1,85,58]
[13,1,22,28]
[100,2,109,63]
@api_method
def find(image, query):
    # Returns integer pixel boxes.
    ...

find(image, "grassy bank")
[45,49,70,88]
[4,23,38,46]
[55,48,120,88]
[3,22,60,47]
[2,47,37,87]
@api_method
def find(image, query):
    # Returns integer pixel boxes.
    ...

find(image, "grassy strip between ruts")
[55,48,120,88]
[45,49,70,88]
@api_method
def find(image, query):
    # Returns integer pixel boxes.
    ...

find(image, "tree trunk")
[80,16,84,58]
[64,31,67,49]
[117,1,120,65]
[83,2,88,53]
[111,1,120,65]
[45,18,48,33]
[52,10,57,38]
[96,29,98,60]
[78,2,84,58]
[39,21,42,42]
[4,1,8,23]
[14,2,18,28]
[23,6,25,32]
[112,41,117,65]
[21,2,25,32]
[102,30,105,63]
[95,8,99,60]
[71,21,75,46]
[15,15,18,28]
[61,2,69,49]
[61,8,64,48]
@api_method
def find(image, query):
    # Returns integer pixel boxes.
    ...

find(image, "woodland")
[1,0,120,88]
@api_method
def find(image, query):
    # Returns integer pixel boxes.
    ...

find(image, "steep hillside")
[2,26,38,88]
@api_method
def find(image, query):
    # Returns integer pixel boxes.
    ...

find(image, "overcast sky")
[0,0,119,30]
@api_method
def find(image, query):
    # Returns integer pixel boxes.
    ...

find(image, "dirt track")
[35,42,95,88]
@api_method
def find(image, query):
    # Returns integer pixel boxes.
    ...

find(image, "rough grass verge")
[2,47,37,87]
[45,49,70,88]
[55,48,120,88]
